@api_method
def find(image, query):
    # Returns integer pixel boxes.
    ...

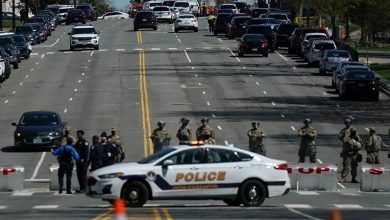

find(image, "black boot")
[59,188,63,194]
[351,177,359,183]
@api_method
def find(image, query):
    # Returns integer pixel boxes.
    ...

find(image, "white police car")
[86,143,290,207]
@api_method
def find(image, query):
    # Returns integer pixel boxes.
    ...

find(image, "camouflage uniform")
[366,128,389,164]
[341,130,363,183]
[176,125,192,145]
[298,123,317,163]
[196,125,215,144]
[150,128,171,153]
[58,126,76,147]
[108,132,125,163]
[247,127,266,155]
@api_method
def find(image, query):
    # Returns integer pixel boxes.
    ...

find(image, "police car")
[86,142,290,207]
[69,25,100,51]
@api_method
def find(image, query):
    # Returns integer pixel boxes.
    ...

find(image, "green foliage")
[370,63,390,80]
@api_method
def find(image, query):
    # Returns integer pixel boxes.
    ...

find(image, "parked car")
[98,11,129,20]
[319,50,351,75]
[14,25,37,45]
[58,7,74,24]
[338,69,379,101]
[12,111,66,147]
[9,34,32,59]
[133,11,157,31]
[300,33,328,57]
[288,28,329,54]
[0,47,12,80]
[307,40,336,66]
[0,37,21,69]
[27,23,48,43]
[145,1,164,10]
[332,61,365,88]
[219,4,238,14]
[275,23,297,48]
[335,65,370,92]
[237,34,269,57]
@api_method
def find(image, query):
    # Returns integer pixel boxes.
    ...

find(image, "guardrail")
[287,163,338,191]
[49,163,79,191]
[361,164,390,192]
[0,165,24,191]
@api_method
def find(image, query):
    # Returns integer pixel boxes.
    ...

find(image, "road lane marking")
[177,39,182,43]
[78,80,82,83]
[12,191,34,196]
[0,206,7,209]
[291,126,296,131]
[365,127,369,131]
[91,209,112,220]
[90,51,94,56]
[151,48,161,51]
[202,91,206,94]
[217,38,223,42]
[30,52,38,56]
[203,47,212,49]
[40,53,45,59]
[99,49,108,52]
[46,52,55,55]
[296,191,319,195]
[281,114,285,118]
[30,152,46,179]
[249,74,253,77]
[33,205,59,209]
[185,48,192,50]
[30,68,34,71]
[88,59,91,62]
[211,114,216,118]
[25,74,29,78]
[337,182,346,189]
[36,62,39,65]
[168,48,178,50]
[334,204,363,209]
[317,159,323,164]
[4,100,9,103]
[19,82,23,86]
[276,51,288,61]
[228,48,240,62]
[49,39,59,47]
[293,66,297,70]
[74,88,78,92]
[206,101,210,106]
[12,91,16,94]
[64,109,68,113]
[217,126,222,130]
[64,51,73,54]
[255,82,260,85]
[224,140,229,145]
[81,72,85,76]
[162,208,173,220]
[195,74,198,77]
[336,104,340,107]
[136,31,143,44]
[348,115,355,120]
[285,204,313,209]
[263,91,267,95]
[69,97,73,102]
[153,208,162,220]
[243,66,246,69]
[191,67,195,70]
[271,101,276,106]
[286,207,320,220]
[184,50,192,63]
[322,92,328,96]
[198,83,202,86]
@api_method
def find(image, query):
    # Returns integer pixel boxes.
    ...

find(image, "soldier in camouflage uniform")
[339,118,354,150]
[196,118,216,144]
[365,127,389,164]
[298,119,317,163]
[108,128,125,162]
[341,128,363,183]
[176,118,192,145]
[58,126,76,147]
[150,121,171,153]
[247,121,266,155]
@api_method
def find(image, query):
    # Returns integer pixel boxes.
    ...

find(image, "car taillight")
[274,163,288,170]
[262,40,268,48]
[368,80,377,85]
[303,40,308,45]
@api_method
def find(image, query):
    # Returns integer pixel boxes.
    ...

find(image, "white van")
[174,1,191,13]
[144,1,163,10]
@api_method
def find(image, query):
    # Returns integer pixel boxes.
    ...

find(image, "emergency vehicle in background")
[130,0,148,18]
[87,142,291,207]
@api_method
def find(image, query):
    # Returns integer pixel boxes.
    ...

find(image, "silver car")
[307,40,336,66]
[319,50,351,75]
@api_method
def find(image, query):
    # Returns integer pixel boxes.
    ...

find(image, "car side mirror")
[11,122,17,126]
[162,159,174,168]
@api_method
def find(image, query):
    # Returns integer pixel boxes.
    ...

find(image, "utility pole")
[12,0,16,30]
[0,0,3,31]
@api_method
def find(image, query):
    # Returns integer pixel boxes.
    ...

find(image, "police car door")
[202,147,250,196]
[153,148,208,198]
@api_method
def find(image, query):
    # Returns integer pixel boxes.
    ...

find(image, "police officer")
[74,130,89,193]
[196,118,216,144]
[176,118,192,145]
[341,128,363,183]
[298,119,317,163]
[207,13,216,33]
[150,121,171,153]
[247,121,266,155]
[59,126,76,147]
[51,138,80,194]
[101,132,119,167]
[366,127,389,164]
[88,135,103,172]
[108,128,125,162]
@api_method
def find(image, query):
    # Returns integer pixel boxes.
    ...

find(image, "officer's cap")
[77,130,84,135]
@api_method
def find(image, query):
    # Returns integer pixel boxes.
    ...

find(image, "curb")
[379,81,390,97]
[358,51,390,58]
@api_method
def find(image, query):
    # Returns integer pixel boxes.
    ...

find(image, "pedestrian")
[88,135,103,172]
[176,118,192,145]
[74,130,89,193]
[101,132,119,167]
[297,119,317,163]
[150,121,171,153]
[365,127,389,164]
[247,121,266,155]
[51,137,80,194]
[196,118,216,144]
[341,128,363,183]
[58,125,76,147]
[108,128,125,162]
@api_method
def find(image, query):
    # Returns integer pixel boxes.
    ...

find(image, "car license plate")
[358,83,365,87]
[252,48,257,51]
[82,41,88,45]
[142,19,146,21]
[33,138,42,144]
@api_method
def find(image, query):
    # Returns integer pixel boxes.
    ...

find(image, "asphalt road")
[0,18,389,219]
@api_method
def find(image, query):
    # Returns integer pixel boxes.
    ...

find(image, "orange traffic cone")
[329,209,341,220]
[113,199,127,220]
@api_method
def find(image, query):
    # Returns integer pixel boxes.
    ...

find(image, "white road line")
[211,114,216,118]
[202,91,206,95]
[19,82,23,86]
[295,191,319,196]
[12,91,16,94]
[168,48,178,50]
[224,140,229,145]
[99,49,108,52]
[78,80,82,83]
[276,51,288,61]
[249,74,253,77]
[337,182,346,189]
[36,62,39,65]
[69,97,73,102]
[116,49,125,51]
[334,204,363,209]
[348,115,355,120]
[217,38,223,42]
[25,75,29,78]
[4,100,9,104]
[195,74,198,77]
[88,59,91,62]
[64,51,73,54]
[30,52,39,56]
[322,92,328,96]
[206,101,210,106]
[198,83,202,86]
[203,47,212,49]
[74,88,78,92]
[0,206,7,209]
[336,104,340,107]
[316,159,323,164]
[293,66,297,70]
[64,109,68,113]
[30,152,46,179]
[385,205,390,208]
[33,205,59,209]
[255,82,260,85]
[12,191,34,196]
[286,207,320,220]
[46,52,55,55]
[263,91,267,95]
[271,101,276,106]
[341,193,360,196]
[185,48,192,50]
[184,50,192,63]
[49,39,59,47]
[177,39,182,43]
[217,126,222,130]
[30,68,34,71]
[90,51,94,56]
[285,204,313,209]
[281,114,285,118]
[365,127,369,131]
[291,126,296,131]
[243,66,246,69]
[312,82,315,86]
[81,73,85,76]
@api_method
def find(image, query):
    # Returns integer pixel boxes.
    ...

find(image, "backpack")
[58,147,73,164]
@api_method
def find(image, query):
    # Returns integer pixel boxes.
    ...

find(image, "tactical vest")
[59,147,73,163]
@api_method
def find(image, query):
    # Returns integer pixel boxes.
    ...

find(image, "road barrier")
[49,163,79,191]
[0,165,24,191]
[287,163,338,191]
[361,164,390,192]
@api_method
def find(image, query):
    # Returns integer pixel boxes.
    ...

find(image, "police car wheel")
[122,181,149,207]
[223,199,241,206]
[239,180,266,207]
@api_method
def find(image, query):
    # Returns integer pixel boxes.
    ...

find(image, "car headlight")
[92,36,97,39]
[49,132,60,136]
[98,172,124,179]
[16,132,21,137]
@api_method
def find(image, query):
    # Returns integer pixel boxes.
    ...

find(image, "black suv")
[214,13,231,36]
[246,25,275,52]
[227,16,251,39]
[134,11,157,31]
[66,9,86,25]
[12,111,66,147]
[0,37,21,69]
[275,23,297,48]
[76,4,97,21]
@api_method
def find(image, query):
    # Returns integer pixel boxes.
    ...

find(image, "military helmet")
[64,125,71,131]
[180,117,190,124]
[303,118,311,124]
[344,118,352,125]
[201,118,209,123]
[251,121,259,127]
[369,127,376,133]
[157,121,165,127]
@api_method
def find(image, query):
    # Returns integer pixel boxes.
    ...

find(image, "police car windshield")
[137,148,176,164]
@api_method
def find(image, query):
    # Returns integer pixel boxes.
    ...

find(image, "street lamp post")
[12,0,16,29]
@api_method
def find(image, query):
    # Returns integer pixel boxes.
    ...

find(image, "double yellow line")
[139,49,153,157]
[137,31,143,44]
[153,208,173,220]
